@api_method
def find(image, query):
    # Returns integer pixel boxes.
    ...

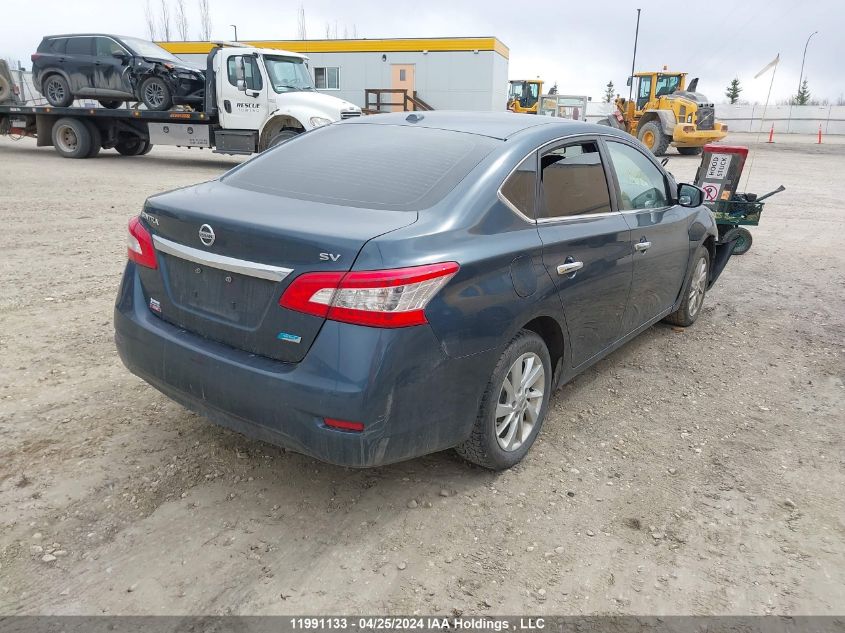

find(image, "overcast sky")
[4,0,842,104]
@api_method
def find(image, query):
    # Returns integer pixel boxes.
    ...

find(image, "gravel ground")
[0,132,843,615]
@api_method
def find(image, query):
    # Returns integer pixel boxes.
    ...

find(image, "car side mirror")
[112,51,129,63]
[236,79,247,92]
[677,183,704,207]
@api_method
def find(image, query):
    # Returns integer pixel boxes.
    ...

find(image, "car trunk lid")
[137,180,417,362]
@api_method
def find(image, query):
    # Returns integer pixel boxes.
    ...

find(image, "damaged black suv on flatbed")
[32,34,204,111]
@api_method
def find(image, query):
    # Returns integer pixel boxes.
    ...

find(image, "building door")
[390,64,415,111]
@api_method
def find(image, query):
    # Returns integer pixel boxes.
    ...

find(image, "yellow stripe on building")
[160,37,509,59]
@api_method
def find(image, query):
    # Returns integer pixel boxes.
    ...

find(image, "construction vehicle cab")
[507,79,543,113]
[602,70,727,156]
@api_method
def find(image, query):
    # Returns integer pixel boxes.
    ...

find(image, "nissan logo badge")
[199,224,215,246]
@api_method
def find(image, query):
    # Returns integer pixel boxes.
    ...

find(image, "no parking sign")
[694,145,749,202]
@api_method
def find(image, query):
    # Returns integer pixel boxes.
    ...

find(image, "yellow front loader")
[507,79,543,114]
[600,71,727,156]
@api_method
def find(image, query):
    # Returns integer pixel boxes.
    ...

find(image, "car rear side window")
[39,38,67,54]
[500,154,536,219]
[605,141,669,210]
[65,37,93,55]
[223,124,499,211]
[539,141,612,219]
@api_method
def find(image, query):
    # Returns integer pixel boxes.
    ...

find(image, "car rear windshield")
[222,124,500,211]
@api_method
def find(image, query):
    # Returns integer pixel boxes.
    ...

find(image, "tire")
[140,76,172,111]
[115,138,147,156]
[138,141,154,155]
[43,74,73,107]
[266,129,301,150]
[663,246,710,327]
[723,227,753,255]
[677,146,703,156]
[51,117,92,158]
[98,99,123,109]
[455,330,552,470]
[0,75,11,103]
[638,120,670,156]
[82,120,102,158]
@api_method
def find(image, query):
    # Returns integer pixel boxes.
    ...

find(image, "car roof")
[343,111,613,141]
[43,34,133,39]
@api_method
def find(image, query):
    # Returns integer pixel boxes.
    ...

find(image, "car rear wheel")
[663,245,709,327]
[140,77,172,111]
[98,99,124,109]
[51,117,92,158]
[455,330,552,470]
[43,74,73,107]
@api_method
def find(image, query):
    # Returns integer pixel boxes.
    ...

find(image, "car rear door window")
[605,141,669,210]
[66,37,93,56]
[499,154,536,219]
[538,141,612,219]
[223,124,499,211]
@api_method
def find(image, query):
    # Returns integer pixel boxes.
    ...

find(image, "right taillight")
[127,216,158,269]
[279,262,459,328]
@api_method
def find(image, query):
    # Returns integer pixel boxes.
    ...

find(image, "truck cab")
[209,45,362,153]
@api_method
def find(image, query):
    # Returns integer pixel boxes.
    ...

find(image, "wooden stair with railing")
[363,89,434,114]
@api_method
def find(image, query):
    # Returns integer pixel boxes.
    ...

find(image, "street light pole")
[628,8,641,102]
[231,24,238,41]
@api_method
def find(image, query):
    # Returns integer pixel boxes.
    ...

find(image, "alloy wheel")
[495,352,545,452]
[46,78,66,104]
[687,257,708,317]
[144,81,165,108]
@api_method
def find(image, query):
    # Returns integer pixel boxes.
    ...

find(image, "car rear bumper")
[114,263,492,467]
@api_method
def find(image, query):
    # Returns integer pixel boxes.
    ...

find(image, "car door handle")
[557,261,584,275]
[635,241,652,252]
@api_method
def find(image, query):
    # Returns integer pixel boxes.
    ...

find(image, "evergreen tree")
[604,81,615,103]
[725,77,742,104]
[795,79,810,105]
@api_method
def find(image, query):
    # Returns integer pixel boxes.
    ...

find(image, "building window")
[399,69,406,81]
[314,67,340,90]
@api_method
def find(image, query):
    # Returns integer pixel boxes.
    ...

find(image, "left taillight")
[127,216,158,269]
[279,262,459,328]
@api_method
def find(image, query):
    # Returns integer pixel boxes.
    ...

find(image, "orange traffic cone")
[818,124,822,144]
[767,123,774,143]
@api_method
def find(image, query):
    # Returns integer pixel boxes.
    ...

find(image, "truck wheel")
[51,117,92,158]
[677,146,702,156]
[115,138,147,156]
[43,74,73,107]
[139,141,154,155]
[99,100,124,109]
[266,129,300,150]
[140,77,173,111]
[455,330,552,470]
[638,120,670,156]
[83,120,102,158]
[663,246,709,327]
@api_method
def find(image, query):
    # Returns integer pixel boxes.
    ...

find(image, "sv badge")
[319,253,341,262]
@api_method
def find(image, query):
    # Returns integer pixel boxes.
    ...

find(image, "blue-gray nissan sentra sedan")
[115,111,731,470]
